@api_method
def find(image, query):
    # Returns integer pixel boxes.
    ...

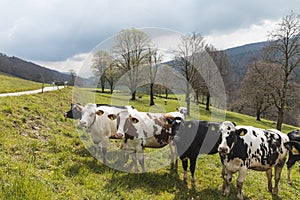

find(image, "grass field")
[0,86,300,199]
[0,74,43,93]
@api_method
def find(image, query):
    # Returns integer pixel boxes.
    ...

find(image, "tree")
[144,48,162,106]
[105,61,122,94]
[239,61,274,121]
[156,64,179,99]
[112,28,151,100]
[69,69,77,86]
[176,32,204,116]
[91,50,113,93]
[263,11,300,130]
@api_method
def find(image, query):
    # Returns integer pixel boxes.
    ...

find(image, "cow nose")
[115,133,123,138]
[218,147,228,154]
[79,120,86,127]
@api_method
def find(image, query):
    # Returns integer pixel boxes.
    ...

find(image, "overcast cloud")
[0,0,299,73]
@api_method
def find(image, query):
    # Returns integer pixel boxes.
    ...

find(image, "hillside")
[225,41,267,83]
[0,74,43,93]
[225,41,267,84]
[0,53,71,84]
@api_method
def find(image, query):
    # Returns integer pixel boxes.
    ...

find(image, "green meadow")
[0,77,299,199]
[0,74,43,93]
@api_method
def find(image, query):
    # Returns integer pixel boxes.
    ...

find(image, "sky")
[0,0,299,74]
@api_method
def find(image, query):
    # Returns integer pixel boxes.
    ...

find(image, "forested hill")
[0,53,70,83]
[225,41,267,82]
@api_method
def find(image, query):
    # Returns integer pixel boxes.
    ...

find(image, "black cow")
[171,119,221,186]
[285,130,300,185]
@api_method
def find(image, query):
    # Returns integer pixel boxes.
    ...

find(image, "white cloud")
[205,19,278,50]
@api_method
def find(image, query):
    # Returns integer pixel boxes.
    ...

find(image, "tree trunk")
[206,94,210,111]
[256,109,261,121]
[276,108,284,131]
[195,94,199,105]
[150,83,155,106]
[165,89,168,99]
[110,85,113,94]
[131,90,136,100]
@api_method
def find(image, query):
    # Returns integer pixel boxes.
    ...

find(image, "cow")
[112,108,184,172]
[218,121,289,200]
[76,103,133,164]
[171,119,221,186]
[284,130,300,185]
[64,103,131,123]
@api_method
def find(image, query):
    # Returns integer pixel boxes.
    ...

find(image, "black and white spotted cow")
[171,119,221,185]
[284,130,300,185]
[218,121,289,200]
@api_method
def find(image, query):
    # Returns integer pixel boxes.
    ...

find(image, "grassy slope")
[0,87,299,200]
[0,74,43,93]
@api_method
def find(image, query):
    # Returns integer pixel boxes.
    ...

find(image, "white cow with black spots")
[218,121,289,200]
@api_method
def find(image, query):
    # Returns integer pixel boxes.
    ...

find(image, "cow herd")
[64,103,300,200]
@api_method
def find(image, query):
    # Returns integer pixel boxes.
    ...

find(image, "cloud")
[0,0,299,69]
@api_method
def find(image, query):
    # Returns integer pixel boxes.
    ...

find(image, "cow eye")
[131,117,139,124]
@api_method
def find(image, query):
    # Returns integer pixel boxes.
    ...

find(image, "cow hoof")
[191,179,196,187]
[237,194,244,200]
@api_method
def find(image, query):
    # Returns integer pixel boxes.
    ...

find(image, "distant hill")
[0,53,71,84]
[225,41,267,82]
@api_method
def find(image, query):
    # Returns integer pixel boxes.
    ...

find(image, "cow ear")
[236,128,247,136]
[96,110,104,116]
[75,104,83,111]
[231,121,237,126]
[108,114,117,120]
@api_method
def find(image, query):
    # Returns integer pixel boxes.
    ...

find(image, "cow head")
[218,121,247,154]
[64,103,82,119]
[170,117,185,141]
[78,104,104,128]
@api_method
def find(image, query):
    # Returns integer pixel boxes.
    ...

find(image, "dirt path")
[0,86,65,97]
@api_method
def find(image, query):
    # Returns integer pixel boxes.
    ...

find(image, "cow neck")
[86,115,97,133]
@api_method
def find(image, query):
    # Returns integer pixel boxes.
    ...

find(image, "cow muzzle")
[115,133,124,138]
[79,120,87,127]
[218,146,229,154]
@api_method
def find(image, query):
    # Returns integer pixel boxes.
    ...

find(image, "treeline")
[88,12,300,130]
[0,53,71,84]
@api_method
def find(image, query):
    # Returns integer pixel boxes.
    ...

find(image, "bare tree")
[156,64,179,99]
[263,11,300,130]
[239,61,274,121]
[112,28,151,100]
[91,50,113,93]
[105,61,122,94]
[144,48,162,106]
[176,32,204,116]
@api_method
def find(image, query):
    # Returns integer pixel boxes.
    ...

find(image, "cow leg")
[223,171,232,197]
[266,168,273,192]
[170,142,178,170]
[221,165,227,180]
[190,157,197,186]
[137,152,145,172]
[236,167,247,200]
[131,153,139,172]
[274,163,284,196]
[286,157,296,185]
[182,158,188,183]
[101,147,107,165]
